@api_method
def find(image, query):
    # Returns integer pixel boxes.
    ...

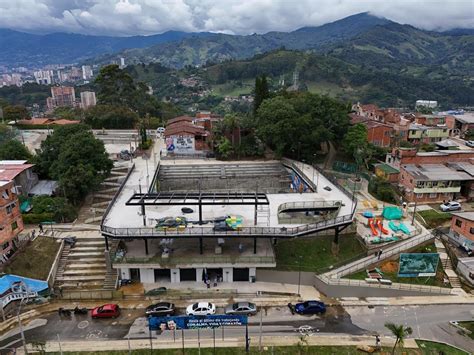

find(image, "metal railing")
[100,163,135,225]
[101,214,355,238]
[316,274,452,295]
[324,232,435,278]
[112,253,276,265]
[277,200,341,214]
[61,290,124,300]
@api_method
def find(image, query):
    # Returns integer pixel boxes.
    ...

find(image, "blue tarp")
[0,274,49,295]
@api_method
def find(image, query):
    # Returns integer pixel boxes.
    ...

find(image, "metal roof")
[402,164,472,181]
[451,212,474,221]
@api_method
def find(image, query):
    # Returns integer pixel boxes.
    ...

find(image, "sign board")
[398,253,439,277]
[149,314,248,331]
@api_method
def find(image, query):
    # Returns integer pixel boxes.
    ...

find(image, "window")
[470,227,474,235]
[6,202,16,214]
[11,221,18,230]
[429,193,437,198]
[455,219,462,227]
[416,193,423,198]
[2,242,9,250]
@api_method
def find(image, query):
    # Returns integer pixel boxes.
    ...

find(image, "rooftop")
[0,163,34,181]
[402,164,472,181]
[452,113,474,124]
[435,139,459,148]
[164,122,208,137]
[409,123,447,130]
[375,163,399,174]
[451,212,474,222]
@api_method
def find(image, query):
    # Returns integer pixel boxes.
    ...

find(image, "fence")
[316,274,452,295]
[61,290,124,300]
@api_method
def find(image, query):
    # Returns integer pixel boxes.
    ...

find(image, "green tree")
[0,139,32,161]
[95,64,136,108]
[84,105,138,129]
[384,322,413,355]
[3,105,29,122]
[342,124,369,157]
[253,74,269,115]
[216,137,234,159]
[36,124,112,203]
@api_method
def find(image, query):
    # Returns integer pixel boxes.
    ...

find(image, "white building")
[416,100,438,109]
[81,65,93,80]
[34,70,53,85]
[120,57,126,69]
[80,91,97,109]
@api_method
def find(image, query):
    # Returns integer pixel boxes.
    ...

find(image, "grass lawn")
[1,237,60,280]
[346,243,450,288]
[416,339,470,355]
[417,209,452,228]
[274,234,366,272]
[458,321,474,340]
[47,346,421,355]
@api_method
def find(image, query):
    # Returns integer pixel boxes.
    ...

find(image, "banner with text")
[149,314,248,331]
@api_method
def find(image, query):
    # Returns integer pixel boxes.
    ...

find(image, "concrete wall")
[171,268,180,283]
[256,270,316,286]
[139,268,155,283]
[223,267,233,282]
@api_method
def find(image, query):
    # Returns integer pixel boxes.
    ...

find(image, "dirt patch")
[380,260,398,274]
[120,283,144,295]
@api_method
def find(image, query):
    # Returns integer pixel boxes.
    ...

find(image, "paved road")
[1,305,473,352]
[347,304,474,352]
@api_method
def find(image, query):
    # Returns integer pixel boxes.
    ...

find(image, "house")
[374,163,399,183]
[447,212,474,253]
[0,180,24,262]
[399,164,473,203]
[365,121,394,147]
[0,161,38,196]
[164,122,210,153]
[456,258,474,287]
[407,123,451,145]
[450,112,474,135]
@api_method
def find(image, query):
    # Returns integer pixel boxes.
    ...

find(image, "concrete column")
[196,268,204,282]
[120,268,130,280]
[249,267,256,282]
[171,268,180,283]
[223,267,233,282]
[140,268,155,283]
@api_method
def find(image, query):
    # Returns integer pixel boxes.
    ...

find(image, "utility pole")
[259,307,263,351]
[411,200,418,226]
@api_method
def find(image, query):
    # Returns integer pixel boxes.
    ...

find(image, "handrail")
[101,163,135,226]
[112,254,276,265]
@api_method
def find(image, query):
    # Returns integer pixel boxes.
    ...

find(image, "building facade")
[0,181,24,262]
[47,86,76,110]
[448,212,474,251]
[80,91,97,109]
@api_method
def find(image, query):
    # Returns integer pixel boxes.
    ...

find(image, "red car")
[91,304,120,319]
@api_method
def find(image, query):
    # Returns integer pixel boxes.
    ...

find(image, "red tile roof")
[164,122,208,137]
[167,116,194,126]
[349,113,369,125]
[51,119,79,125]
[17,118,51,125]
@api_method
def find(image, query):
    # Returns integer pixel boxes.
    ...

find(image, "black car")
[145,302,175,316]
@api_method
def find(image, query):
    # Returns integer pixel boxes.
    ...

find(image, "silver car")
[225,302,257,316]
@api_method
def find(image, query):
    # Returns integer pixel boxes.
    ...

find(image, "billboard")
[398,253,439,277]
[149,315,248,331]
[166,135,195,153]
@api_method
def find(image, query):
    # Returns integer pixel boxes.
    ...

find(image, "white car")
[156,127,166,134]
[465,140,474,148]
[439,201,461,212]
[186,302,216,316]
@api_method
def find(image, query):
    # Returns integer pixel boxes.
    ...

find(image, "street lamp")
[296,255,303,296]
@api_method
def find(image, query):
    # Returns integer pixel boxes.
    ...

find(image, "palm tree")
[384,322,413,354]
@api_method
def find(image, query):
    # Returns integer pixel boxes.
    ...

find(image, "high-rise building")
[81,65,93,80]
[120,57,126,69]
[34,70,53,85]
[48,86,76,110]
[80,91,97,109]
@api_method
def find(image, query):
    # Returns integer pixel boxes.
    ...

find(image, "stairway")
[435,239,462,288]
[54,236,109,291]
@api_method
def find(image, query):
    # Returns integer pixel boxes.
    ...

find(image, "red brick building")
[449,212,474,251]
[0,180,24,262]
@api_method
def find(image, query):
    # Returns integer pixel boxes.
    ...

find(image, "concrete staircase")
[77,165,129,225]
[54,236,109,291]
[435,239,462,288]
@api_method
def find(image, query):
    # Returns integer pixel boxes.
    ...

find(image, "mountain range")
[2,12,472,70]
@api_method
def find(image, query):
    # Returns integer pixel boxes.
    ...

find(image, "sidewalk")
[21,334,419,353]
[339,294,474,307]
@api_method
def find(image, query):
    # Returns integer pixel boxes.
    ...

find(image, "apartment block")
[0,181,24,262]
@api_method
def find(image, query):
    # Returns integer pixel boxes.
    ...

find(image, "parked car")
[225,302,257,316]
[145,287,167,296]
[294,300,326,315]
[156,127,166,134]
[91,304,120,318]
[466,140,474,147]
[145,302,175,317]
[439,201,461,212]
[186,302,216,316]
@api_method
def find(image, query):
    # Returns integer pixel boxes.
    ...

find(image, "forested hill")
[126,49,474,109]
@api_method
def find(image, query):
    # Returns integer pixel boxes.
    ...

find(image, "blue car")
[294,301,326,315]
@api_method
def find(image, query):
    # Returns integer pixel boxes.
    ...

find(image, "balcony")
[413,186,461,194]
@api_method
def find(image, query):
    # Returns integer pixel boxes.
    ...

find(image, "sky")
[0,0,473,36]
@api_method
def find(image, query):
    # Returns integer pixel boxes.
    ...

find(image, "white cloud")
[0,0,472,36]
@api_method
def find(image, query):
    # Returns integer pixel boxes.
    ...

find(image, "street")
[1,304,473,352]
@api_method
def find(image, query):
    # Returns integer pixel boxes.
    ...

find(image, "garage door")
[180,268,197,281]
[233,268,249,282]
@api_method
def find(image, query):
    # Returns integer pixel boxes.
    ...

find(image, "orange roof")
[18,118,51,125]
[167,116,193,126]
[51,119,79,125]
[164,122,207,137]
